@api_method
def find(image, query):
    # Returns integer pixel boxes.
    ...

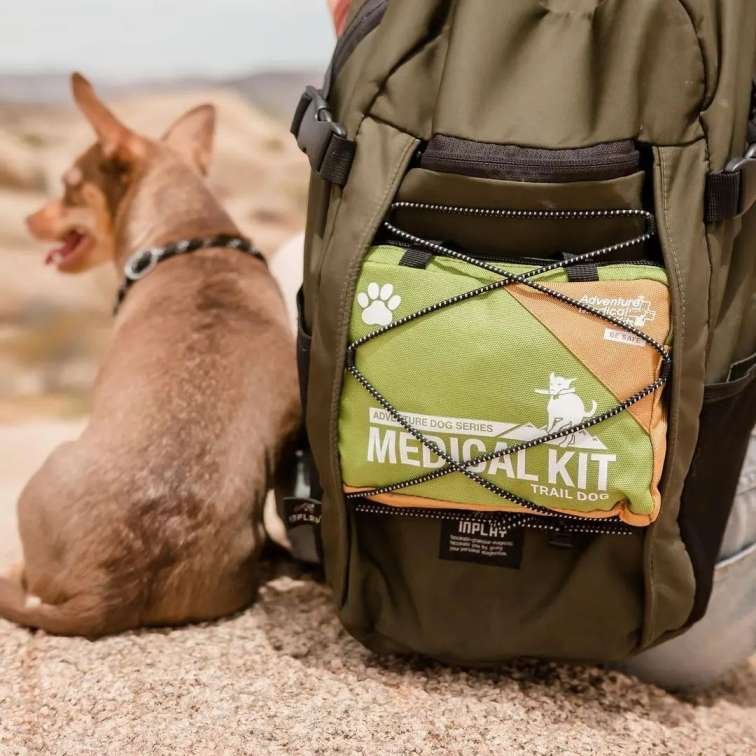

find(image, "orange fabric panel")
[508,278,670,526]
[508,280,670,432]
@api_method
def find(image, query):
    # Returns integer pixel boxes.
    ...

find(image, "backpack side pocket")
[679,356,756,625]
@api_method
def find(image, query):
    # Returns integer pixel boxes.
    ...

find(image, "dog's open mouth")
[45,230,91,270]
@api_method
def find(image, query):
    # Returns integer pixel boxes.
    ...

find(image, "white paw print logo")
[358,282,401,326]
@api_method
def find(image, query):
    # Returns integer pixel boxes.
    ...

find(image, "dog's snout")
[26,201,63,239]
[25,209,43,235]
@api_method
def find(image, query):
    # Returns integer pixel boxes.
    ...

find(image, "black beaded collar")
[114,234,265,314]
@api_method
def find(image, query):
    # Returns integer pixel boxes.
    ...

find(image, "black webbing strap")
[291,0,386,185]
[704,81,756,224]
[704,170,745,224]
[291,85,355,187]
[563,252,599,282]
[399,246,433,269]
[705,152,756,224]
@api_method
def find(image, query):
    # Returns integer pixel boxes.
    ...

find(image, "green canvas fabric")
[298,0,756,662]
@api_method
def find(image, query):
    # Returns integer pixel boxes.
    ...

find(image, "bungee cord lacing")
[346,204,671,536]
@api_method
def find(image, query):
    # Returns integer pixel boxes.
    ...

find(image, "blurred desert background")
[0,74,311,417]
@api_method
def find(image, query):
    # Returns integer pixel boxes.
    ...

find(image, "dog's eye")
[100,159,130,179]
[62,185,84,206]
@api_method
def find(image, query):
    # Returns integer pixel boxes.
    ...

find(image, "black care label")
[282,497,321,530]
[439,519,523,568]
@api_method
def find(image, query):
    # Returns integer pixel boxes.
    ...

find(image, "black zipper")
[382,238,663,269]
[353,500,633,537]
[419,135,641,183]
[330,0,389,83]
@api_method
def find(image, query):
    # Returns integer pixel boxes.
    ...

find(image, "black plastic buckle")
[291,86,351,185]
[725,143,756,173]
[706,142,756,223]
[278,448,322,565]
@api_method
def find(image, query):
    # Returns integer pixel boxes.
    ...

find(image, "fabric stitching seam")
[647,147,686,644]
[328,130,419,606]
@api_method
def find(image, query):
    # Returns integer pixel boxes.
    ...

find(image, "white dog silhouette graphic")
[535,373,598,443]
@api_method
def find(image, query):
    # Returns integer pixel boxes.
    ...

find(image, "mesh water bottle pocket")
[338,206,672,531]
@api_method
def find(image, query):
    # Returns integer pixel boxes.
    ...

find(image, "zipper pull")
[412,143,427,167]
[548,529,580,549]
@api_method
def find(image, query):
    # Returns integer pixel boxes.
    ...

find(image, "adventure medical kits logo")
[579,293,657,347]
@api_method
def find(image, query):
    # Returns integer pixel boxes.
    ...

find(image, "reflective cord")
[344,203,671,536]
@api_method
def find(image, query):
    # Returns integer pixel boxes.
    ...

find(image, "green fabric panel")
[339,245,669,517]
[434,0,706,145]
[363,0,706,147]
[313,0,756,661]
[330,1,450,137]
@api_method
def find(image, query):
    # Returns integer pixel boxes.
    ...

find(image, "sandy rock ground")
[0,88,754,753]
[0,428,754,754]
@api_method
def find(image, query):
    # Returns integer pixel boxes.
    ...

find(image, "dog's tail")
[0,566,108,637]
[587,400,598,417]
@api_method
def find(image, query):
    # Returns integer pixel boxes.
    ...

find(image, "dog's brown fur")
[0,74,300,637]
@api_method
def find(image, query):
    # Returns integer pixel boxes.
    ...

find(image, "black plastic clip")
[291,86,355,187]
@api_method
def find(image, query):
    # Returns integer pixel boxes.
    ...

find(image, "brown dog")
[0,74,300,637]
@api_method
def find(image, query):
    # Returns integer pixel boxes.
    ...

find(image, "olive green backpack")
[287,0,756,664]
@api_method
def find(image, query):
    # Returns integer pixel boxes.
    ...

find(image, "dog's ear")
[71,73,142,162]
[161,104,216,175]
[71,73,141,160]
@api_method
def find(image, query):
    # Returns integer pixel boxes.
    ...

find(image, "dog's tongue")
[45,230,83,265]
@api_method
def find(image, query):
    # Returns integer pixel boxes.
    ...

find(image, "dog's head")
[535,372,576,396]
[26,73,216,273]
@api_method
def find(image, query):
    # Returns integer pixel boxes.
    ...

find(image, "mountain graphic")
[500,423,607,451]
[500,423,542,442]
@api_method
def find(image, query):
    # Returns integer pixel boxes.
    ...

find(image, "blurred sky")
[0,0,334,79]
